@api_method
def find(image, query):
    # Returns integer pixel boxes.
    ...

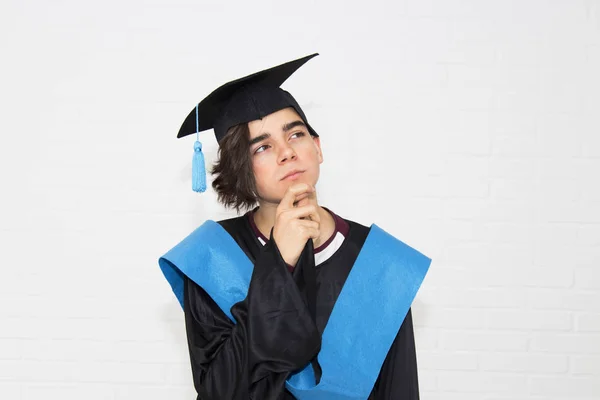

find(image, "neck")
[252,201,335,248]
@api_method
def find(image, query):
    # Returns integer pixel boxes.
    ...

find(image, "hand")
[272,183,321,266]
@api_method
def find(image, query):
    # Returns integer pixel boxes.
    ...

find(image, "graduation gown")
[182,214,420,400]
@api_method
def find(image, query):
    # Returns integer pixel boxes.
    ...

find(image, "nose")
[278,143,297,164]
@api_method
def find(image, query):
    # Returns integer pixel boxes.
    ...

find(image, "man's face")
[248,107,323,204]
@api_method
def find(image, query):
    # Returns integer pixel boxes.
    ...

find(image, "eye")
[290,131,306,139]
[254,144,270,154]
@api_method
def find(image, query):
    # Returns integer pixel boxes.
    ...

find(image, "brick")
[576,313,600,332]
[575,267,600,289]
[449,64,529,91]
[7,317,171,342]
[479,265,560,288]
[19,339,188,364]
[480,353,568,373]
[579,247,600,267]
[0,384,21,399]
[490,178,537,201]
[444,243,535,269]
[536,201,600,223]
[534,244,580,269]
[490,110,537,135]
[530,376,600,397]
[520,267,574,288]
[415,284,439,305]
[486,310,572,331]
[417,351,478,371]
[581,133,600,157]
[538,157,579,179]
[488,156,536,179]
[377,61,447,91]
[423,264,484,287]
[22,361,165,384]
[536,78,587,114]
[537,178,581,202]
[0,319,35,339]
[437,287,526,309]
[113,340,189,364]
[409,176,490,199]
[417,370,437,392]
[429,264,573,290]
[581,182,600,202]
[0,339,22,360]
[407,27,495,66]
[492,133,538,157]
[573,246,600,267]
[414,327,438,350]
[417,308,485,329]
[164,362,193,385]
[570,355,600,375]
[534,223,579,246]
[377,198,443,223]
[21,339,109,362]
[528,289,600,312]
[423,393,482,400]
[442,198,488,221]
[115,386,194,400]
[404,1,485,18]
[438,371,527,393]
[0,360,23,381]
[0,273,27,297]
[442,155,490,178]
[537,114,584,157]
[436,111,493,153]
[482,222,534,244]
[432,220,486,244]
[22,384,114,400]
[481,200,538,223]
[530,333,600,354]
[441,331,528,351]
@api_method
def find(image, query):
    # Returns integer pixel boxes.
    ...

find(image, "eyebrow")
[249,120,307,147]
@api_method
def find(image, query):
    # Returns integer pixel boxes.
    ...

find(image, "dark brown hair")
[210,123,258,213]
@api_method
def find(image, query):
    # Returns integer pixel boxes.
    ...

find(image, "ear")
[313,136,323,163]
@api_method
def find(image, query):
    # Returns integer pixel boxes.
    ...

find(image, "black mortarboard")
[177,53,320,193]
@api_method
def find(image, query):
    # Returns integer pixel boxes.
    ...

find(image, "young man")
[159,53,431,399]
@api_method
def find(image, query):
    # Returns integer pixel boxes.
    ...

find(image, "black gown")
[183,213,420,400]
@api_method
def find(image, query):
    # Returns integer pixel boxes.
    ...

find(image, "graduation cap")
[178,53,320,193]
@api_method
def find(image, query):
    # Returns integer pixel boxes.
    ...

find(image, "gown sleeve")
[368,308,420,400]
[183,236,321,400]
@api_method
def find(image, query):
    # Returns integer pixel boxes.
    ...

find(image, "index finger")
[278,183,313,211]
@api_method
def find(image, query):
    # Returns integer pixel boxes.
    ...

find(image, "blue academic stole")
[159,220,431,399]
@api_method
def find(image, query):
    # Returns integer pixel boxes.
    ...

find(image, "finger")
[293,192,311,206]
[307,229,320,240]
[298,221,320,240]
[297,220,320,231]
[285,204,320,223]
[295,196,310,209]
[306,226,321,240]
[279,183,314,211]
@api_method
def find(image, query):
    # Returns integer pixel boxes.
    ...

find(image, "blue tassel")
[192,140,207,193]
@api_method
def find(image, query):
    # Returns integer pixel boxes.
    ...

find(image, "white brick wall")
[1,0,599,398]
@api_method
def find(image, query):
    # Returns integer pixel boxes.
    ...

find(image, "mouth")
[281,170,305,181]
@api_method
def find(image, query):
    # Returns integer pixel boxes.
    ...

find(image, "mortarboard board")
[178,53,320,193]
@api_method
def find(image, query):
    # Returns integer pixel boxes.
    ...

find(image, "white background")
[1,0,599,399]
